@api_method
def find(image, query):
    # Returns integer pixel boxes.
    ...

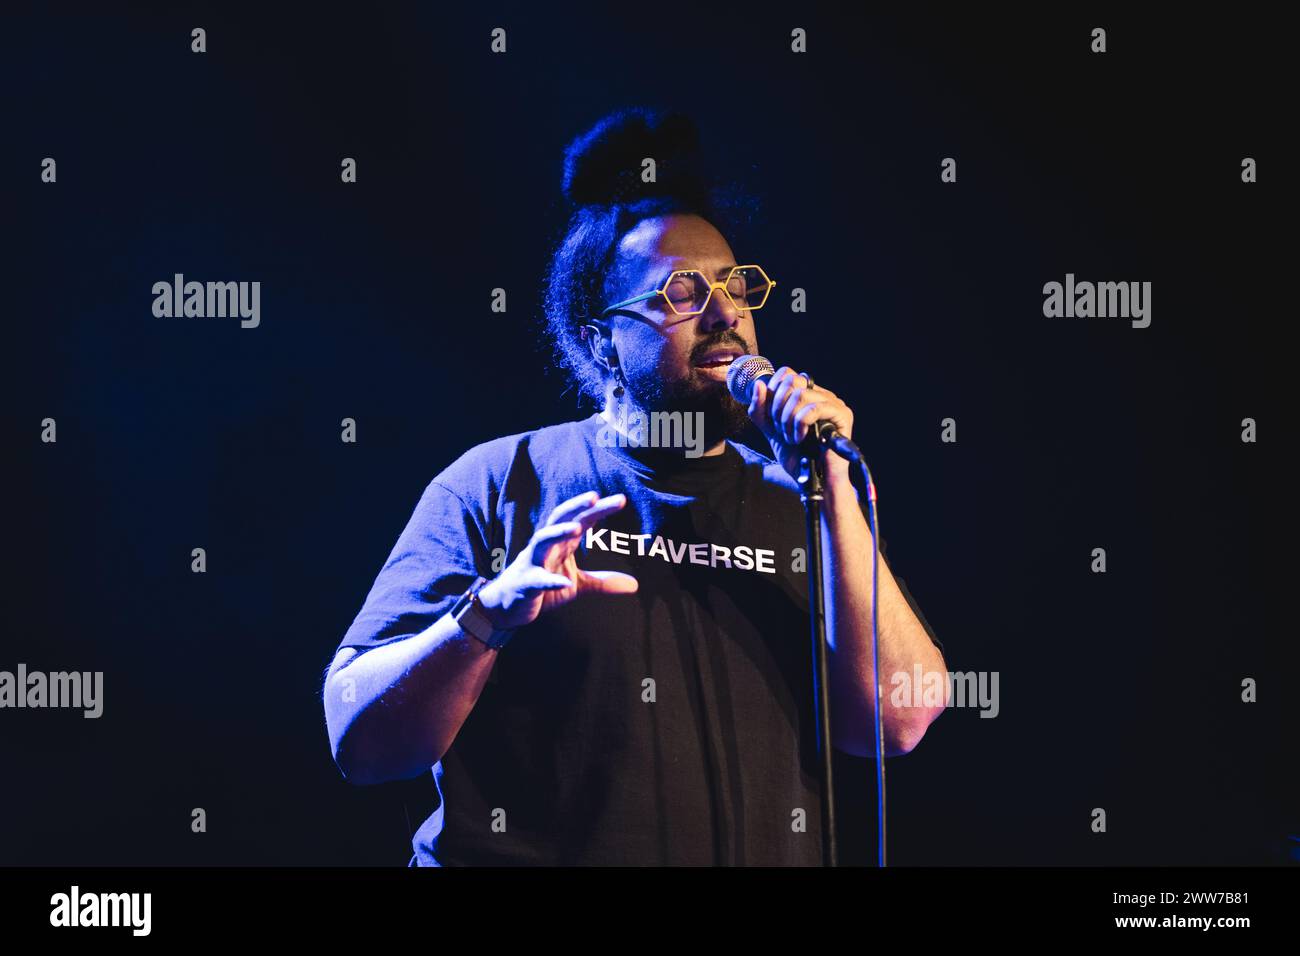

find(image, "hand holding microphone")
[726,355,863,481]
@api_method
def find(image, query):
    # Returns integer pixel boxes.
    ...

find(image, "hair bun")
[561,107,710,207]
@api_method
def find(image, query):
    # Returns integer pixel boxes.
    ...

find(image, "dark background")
[4,4,1293,865]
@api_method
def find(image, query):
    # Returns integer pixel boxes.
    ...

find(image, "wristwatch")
[451,575,513,650]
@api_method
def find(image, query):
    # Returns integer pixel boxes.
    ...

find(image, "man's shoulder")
[432,416,597,496]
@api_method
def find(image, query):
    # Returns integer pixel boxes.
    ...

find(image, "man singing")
[323,108,947,866]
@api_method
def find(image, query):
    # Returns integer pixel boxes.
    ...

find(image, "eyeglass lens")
[663,267,770,314]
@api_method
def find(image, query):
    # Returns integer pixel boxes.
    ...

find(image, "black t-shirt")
[336,414,941,866]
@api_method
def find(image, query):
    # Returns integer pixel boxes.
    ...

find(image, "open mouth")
[693,351,744,370]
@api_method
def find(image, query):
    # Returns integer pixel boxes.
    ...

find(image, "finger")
[577,569,639,594]
[800,395,852,447]
[803,395,851,438]
[767,366,794,415]
[793,399,821,445]
[571,493,628,532]
[770,370,807,443]
[528,520,583,565]
[546,490,600,526]
[775,386,805,445]
[770,366,810,398]
[769,366,811,400]
[748,378,771,432]
[519,569,574,592]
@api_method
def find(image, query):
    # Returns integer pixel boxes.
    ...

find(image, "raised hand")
[476,491,639,631]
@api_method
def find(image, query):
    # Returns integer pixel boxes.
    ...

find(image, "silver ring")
[799,370,815,390]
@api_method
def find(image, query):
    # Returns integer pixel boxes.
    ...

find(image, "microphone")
[726,355,862,462]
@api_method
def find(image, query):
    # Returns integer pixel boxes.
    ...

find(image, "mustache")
[690,332,752,364]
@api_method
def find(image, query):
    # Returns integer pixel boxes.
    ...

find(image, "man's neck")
[599,401,728,457]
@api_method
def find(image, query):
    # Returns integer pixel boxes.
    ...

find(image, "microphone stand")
[797,448,837,867]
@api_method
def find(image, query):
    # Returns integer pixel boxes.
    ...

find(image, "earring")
[611,364,626,399]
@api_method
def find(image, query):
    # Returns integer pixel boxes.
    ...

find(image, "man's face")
[605,213,759,440]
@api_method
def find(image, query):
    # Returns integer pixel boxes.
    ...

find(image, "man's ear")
[584,319,617,365]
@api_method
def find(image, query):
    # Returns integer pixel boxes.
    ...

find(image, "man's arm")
[323,490,636,786]
[820,455,948,757]
[324,614,498,785]
[743,367,948,758]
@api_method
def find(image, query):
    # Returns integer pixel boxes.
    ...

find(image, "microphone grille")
[726,354,774,401]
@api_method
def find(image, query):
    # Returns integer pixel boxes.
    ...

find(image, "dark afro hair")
[542,107,754,406]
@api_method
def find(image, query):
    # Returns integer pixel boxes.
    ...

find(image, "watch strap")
[452,576,513,650]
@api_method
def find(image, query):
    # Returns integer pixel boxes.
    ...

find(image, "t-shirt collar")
[581,412,745,482]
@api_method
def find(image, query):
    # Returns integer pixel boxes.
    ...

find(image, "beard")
[621,351,754,447]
